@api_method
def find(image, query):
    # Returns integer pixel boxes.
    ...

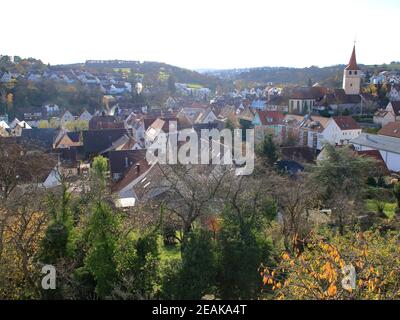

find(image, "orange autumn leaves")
[262,231,400,300]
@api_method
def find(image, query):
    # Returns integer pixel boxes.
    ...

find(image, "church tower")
[343,44,361,95]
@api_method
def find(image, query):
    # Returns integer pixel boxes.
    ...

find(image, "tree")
[273,173,318,253]
[84,201,119,298]
[83,156,119,298]
[257,134,279,166]
[113,231,160,299]
[311,145,376,234]
[167,75,176,95]
[38,182,73,264]
[217,204,274,299]
[262,230,400,300]
[166,228,217,299]
[155,164,233,243]
[392,182,400,214]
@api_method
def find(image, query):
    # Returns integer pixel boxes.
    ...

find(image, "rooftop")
[351,133,400,154]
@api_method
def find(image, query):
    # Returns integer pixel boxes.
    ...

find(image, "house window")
[303,131,308,146]
[313,133,318,148]
[355,71,358,75]
[349,71,352,75]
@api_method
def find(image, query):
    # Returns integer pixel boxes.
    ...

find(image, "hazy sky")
[2,0,399,69]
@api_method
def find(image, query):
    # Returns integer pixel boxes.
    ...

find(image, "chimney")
[125,157,129,168]
[136,164,140,173]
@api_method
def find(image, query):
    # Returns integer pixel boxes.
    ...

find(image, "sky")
[1,0,400,70]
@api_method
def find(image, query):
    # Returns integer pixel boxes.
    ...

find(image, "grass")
[186,83,203,89]
[158,236,181,263]
[365,199,397,219]
[158,71,169,82]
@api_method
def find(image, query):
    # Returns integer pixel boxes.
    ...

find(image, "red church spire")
[345,44,359,71]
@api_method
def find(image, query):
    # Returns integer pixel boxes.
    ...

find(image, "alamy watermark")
[145,121,255,175]
[41,265,56,290]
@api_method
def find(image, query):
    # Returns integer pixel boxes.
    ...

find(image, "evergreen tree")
[257,134,279,166]
[217,206,273,299]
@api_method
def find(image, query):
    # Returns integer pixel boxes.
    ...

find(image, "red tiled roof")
[257,111,285,126]
[356,150,388,172]
[345,45,360,71]
[332,116,360,130]
[378,122,400,138]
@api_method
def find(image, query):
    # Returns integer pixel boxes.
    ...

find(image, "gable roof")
[389,101,400,116]
[20,128,58,150]
[332,116,360,130]
[256,111,285,126]
[378,122,400,138]
[108,149,147,176]
[112,159,152,193]
[89,115,124,130]
[82,129,131,155]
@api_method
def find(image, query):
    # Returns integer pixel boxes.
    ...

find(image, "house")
[314,89,361,113]
[296,115,330,150]
[108,149,147,181]
[14,121,32,136]
[252,111,285,142]
[321,116,362,147]
[27,73,42,82]
[0,114,9,123]
[60,110,75,126]
[89,114,124,130]
[0,72,12,83]
[288,90,317,114]
[378,122,400,139]
[78,109,92,122]
[373,101,400,127]
[265,95,288,112]
[370,74,385,85]
[179,107,218,124]
[0,120,9,130]
[44,104,60,115]
[82,128,132,158]
[350,133,400,172]
[20,128,58,151]
[356,150,389,173]
[54,131,82,149]
[9,118,21,129]
[113,162,163,208]
[387,85,400,101]
[100,134,143,154]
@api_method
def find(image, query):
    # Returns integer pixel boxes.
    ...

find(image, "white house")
[350,133,400,172]
[0,72,12,83]
[321,116,362,146]
[60,110,75,125]
[387,85,400,101]
[9,118,21,129]
[373,101,400,127]
[44,104,60,115]
[79,109,92,121]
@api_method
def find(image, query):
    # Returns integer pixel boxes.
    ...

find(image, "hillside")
[55,60,224,91]
[202,61,400,88]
